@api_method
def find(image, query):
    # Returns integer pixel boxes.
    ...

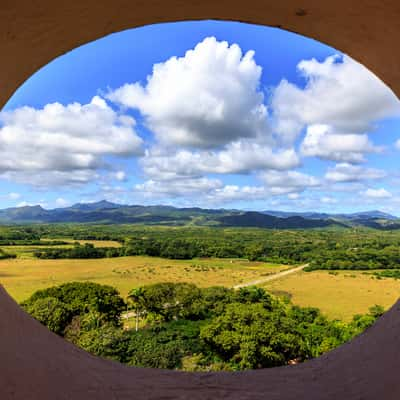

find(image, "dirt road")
[233,263,309,289]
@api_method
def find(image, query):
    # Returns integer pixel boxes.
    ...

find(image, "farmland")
[1,223,400,371]
[0,224,399,320]
[263,270,400,321]
[0,256,289,303]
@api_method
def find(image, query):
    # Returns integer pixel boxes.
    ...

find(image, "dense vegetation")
[306,246,400,270]
[6,224,397,271]
[3,224,400,271]
[34,243,121,259]
[21,281,384,371]
[3,223,394,370]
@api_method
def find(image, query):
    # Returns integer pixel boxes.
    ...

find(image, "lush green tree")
[200,302,303,369]
[76,324,130,363]
[234,286,273,309]
[22,282,126,327]
[22,296,72,335]
[138,282,203,322]
[126,320,204,369]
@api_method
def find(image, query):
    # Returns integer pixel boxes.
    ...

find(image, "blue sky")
[1,20,400,213]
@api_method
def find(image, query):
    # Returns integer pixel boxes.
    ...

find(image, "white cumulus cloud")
[259,170,320,195]
[140,142,300,181]
[0,96,143,187]
[272,55,400,145]
[134,177,223,198]
[301,124,380,163]
[325,163,386,183]
[108,36,270,149]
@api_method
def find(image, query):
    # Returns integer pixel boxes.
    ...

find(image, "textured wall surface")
[0,1,400,398]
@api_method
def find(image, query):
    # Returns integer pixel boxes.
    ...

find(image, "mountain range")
[0,201,398,230]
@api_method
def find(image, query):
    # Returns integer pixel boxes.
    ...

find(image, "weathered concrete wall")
[0,1,400,398]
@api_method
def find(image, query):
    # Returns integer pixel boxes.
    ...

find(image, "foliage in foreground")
[21,281,126,332]
[21,281,384,371]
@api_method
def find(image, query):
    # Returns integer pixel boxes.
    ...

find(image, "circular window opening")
[1,20,400,372]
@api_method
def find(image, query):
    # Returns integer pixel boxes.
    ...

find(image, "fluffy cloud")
[3,36,398,212]
[134,170,320,205]
[141,142,300,180]
[0,96,143,186]
[364,188,392,199]
[272,55,400,145]
[108,37,270,149]
[209,185,266,203]
[210,141,299,173]
[301,124,380,163]
[325,163,386,183]
[134,177,223,198]
[259,170,320,195]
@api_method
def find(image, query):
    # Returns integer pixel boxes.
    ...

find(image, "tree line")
[32,233,400,272]
[4,224,400,271]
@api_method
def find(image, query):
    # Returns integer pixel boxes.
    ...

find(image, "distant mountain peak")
[0,203,397,228]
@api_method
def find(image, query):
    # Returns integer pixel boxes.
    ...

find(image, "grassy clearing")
[0,256,289,303]
[3,240,122,259]
[262,270,400,321]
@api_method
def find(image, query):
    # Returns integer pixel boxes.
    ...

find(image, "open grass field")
[263,270,400,321]
[3,240,122,259]
[0,256,289,303]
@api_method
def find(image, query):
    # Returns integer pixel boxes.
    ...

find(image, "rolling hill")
[0,201,397,229]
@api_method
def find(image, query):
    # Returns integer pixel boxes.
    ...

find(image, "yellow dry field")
[263,270,400,321]
[0,256,289,303]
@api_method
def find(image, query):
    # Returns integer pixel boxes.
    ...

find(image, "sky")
[1,20,400,214]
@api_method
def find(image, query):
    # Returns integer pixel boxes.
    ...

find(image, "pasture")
[0,256,289,302]
[4,239,122,259]
[263,270,400,321]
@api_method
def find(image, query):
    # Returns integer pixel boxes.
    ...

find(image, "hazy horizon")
[3,199,398,218]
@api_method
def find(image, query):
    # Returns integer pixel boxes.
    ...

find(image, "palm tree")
[127,287,145,332]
